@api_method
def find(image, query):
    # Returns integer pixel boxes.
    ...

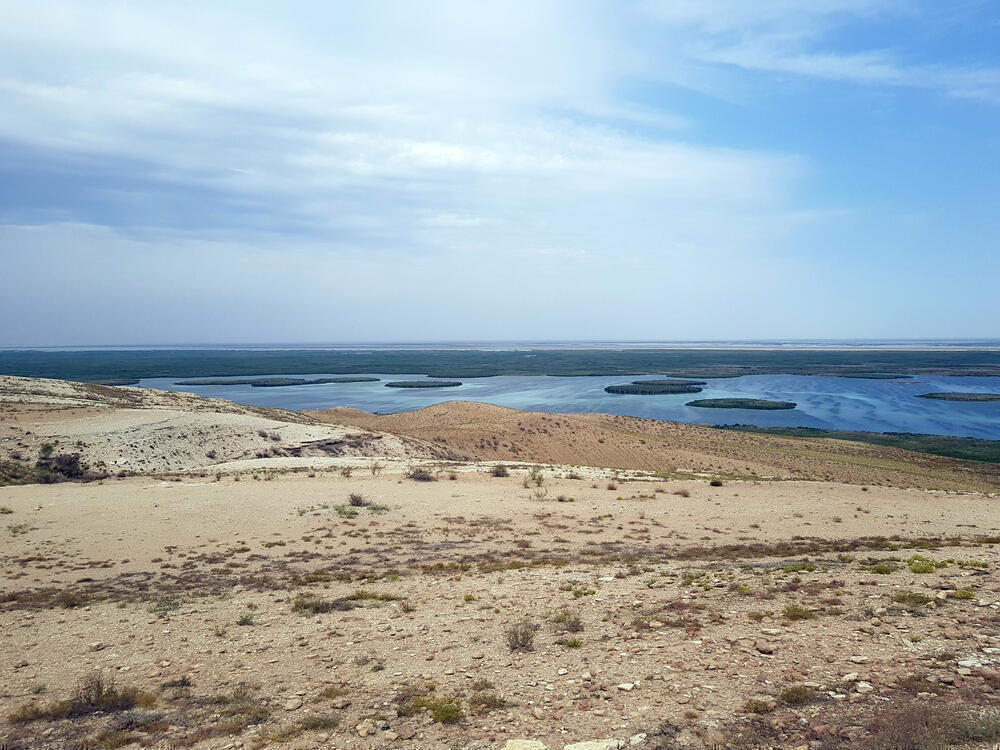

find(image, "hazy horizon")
[2,2,999,346]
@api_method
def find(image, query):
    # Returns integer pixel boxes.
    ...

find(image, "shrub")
[552,609,584,632]
[709,479,724,487]
[893,591,933,610]
[743,698,773,714]
[237,614,254,626]
[490,464,509,477]
[406,467,435,482]
[348,492,369,507]
[469,692,508,713]
[505,619,540,651]
[779,685,816,705]
[782,604,816,621]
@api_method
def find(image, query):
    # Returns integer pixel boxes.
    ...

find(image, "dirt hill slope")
[310,401,1000,491]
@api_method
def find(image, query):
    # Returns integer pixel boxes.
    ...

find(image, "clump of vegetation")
[866,561,900,575]
[865,701,1000,749]
[782,562,816,573]
[237,614,254,626]
[348,492,369,507]
[490,464,509,477]
[743,698,774,714]
[782,604,816,621]
[406,467,436,482]
[779,685,817,705]
[469,692,508,713]
[8,673,141,723]
[398,693,463,723]
[551,609,584,632]
[709,479,724,487]
[505,619,541,651]
[893,591,934,610]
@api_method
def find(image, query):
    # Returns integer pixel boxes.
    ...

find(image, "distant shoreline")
[4,340,1000,353]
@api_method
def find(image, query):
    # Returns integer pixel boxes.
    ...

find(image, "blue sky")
[1,0,998,345]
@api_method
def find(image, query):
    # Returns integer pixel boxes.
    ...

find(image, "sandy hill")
[310,400,1000,492]
[0,376,459,476]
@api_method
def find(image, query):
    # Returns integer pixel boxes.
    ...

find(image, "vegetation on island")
[384,381,462,389]
[605,381,703,395]
[918,392,1000,402]
[717,425,1000,464]
[687,398,797,410]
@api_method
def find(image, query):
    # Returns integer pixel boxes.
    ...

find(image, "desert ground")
[2,377,1000,750]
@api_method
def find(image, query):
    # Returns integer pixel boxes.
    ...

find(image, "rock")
[284,698,302,711]
[943,628,964,640]
[629,733,648,746]
[701,728,725,748]
[356,718,376,737]
[558,668,569,676]
[855,682,874,694]
[617,683,636,692]
[532,707,546,719]
[842,672,859,682]
[849,656,868,664]
[503,742,549,750]
[383,731,399,741]
[331,697,351,709]
[89,642,105,652]
[755,641,775,655]
[958,659,982,668]
[564,740,623,750]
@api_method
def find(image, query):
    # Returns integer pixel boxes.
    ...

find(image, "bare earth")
[2,378,1000,750]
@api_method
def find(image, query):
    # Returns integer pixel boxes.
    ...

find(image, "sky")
[1,0,999,346]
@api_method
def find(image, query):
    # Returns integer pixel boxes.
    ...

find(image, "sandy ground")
[2,379,1000,750]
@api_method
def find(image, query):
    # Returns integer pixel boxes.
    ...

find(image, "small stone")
[558,668,569,676]
[89,642,105,652]
[617,683,636,692]
[850,656,868,664]
[855,682,874,694]
[284,698,302,711]
[842,672,859,682]
[356,718,375,737]
[755,642,775,655]
[502,741,549,750]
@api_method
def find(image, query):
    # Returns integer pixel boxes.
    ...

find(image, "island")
[686,398,797,410]
[175,377,380,387]
[918,392,1000,402]
[605,380,704,395]
[384,380,463,388]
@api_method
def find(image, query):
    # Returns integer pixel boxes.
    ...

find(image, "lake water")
[138,373,1000,439]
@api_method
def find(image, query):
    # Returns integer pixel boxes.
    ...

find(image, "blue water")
[138,373,1000,439]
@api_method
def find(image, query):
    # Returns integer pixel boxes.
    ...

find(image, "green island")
[918,392,1000,402]
[605,380,704,395]
[175,377,380,387]
[686,398,797,410]
[717,425,1000,464]
[384,380,463,388]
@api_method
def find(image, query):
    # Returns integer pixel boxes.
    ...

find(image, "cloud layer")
[1,1,998,344]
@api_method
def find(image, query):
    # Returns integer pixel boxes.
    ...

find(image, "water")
[138,372,1000,439]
